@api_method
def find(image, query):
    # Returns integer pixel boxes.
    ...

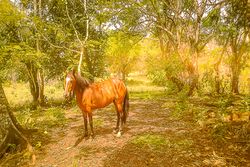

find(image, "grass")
[127,75,166,99]
[3,82,32,106]
[173,139,194,150]
[129,90,166,100]
[131,134,170,150]
[44,80,64,102]
[171,101,191,119]
[3,81,64,107]
[210,122,229,143]
[93,118,104,127]
[15,106,67,130]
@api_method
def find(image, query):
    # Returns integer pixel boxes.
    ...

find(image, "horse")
[64,69,129,138]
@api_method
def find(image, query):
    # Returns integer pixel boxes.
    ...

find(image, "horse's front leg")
[82,111,88,137]
[88,112,94,138]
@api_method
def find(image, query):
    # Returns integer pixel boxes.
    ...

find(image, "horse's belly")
[91,98,114,110]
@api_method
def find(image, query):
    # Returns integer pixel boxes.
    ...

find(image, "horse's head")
[64,70,77,100]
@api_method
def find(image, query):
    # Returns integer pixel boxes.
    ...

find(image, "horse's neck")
[74,88,83,103]
[74,84,88,100]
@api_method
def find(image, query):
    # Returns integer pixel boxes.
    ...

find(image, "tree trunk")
[37,69,45,105]
[0,81,35,164]
[165,75,184,92]
[188,71,199,96]
[214,70,221,94]
[214,43,228,94]
[37,0,45,105]
[214,56,223,94]
[28,0,45,107]
[231,73,239,94]
[158,30,167,58]
[231,59,240,94]
[187,54,199,96]
[25,62,39,108]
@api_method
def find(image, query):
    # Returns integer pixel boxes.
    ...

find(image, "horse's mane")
[74,72,90,92]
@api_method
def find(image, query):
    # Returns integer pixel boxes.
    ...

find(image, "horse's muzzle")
[64,92,73,100]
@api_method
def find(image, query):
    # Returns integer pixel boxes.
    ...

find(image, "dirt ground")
[27,98,250,167]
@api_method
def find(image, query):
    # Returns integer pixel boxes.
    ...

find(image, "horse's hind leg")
[114,102,123,137]
[113,108,120,134]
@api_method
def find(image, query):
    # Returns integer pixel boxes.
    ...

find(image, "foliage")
[105,31,141,79]
[0,0,25,79]
[217,0,250,94]
[144,39,167,86]
[147,70,166,86]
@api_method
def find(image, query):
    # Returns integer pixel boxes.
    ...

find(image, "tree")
[0,1,35,159]
[0,0,46,107]
[105,32,141,80]
[37,0,106,79]
[219,0,250,94]
[129,0,221,95]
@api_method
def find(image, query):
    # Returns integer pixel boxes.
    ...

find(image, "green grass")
[15,106,67,130]
[166,99,193,119]
[173,139,194,150]
[93,118,104,127]
[210,122,229,143]
[129,90,166,100]
[3,81,64,107]
[131,134,170,150]
[3,83,32,106]
[126,74,166,99]
[44,81,64,101]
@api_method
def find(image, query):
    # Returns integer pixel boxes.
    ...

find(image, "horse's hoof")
[116,131,122,137]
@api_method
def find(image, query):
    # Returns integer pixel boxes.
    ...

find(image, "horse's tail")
[122,89,129,124]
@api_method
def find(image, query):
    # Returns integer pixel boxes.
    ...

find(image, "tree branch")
[65,0,83,46]
[34,24,80,53]
[155,24,176,44]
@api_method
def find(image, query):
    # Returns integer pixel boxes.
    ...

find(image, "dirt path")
[34,99,249,167]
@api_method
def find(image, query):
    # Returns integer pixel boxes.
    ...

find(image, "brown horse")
[64,70,129,137]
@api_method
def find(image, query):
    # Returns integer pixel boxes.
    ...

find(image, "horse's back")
[90,78,125,92]
[110,78,127,97]
[85,78,126,109]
